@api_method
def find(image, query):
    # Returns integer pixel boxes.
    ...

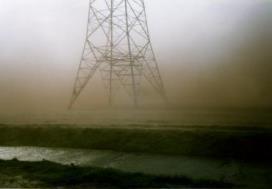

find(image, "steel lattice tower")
[69,0,166,108]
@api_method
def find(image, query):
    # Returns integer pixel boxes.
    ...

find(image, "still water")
[0,146,271,188]
[0,109,271,188]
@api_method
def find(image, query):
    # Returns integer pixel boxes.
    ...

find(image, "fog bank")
[0,0,271,112]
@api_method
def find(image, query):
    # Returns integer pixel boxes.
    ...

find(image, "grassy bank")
[0,125,271,160]
[0,159,233,188]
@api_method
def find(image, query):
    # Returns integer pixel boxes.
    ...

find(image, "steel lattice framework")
[69,0,166,108]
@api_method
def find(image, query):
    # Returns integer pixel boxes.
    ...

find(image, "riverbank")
[1,146,271,188]
[0,125,271,161]
[0,159,233,188]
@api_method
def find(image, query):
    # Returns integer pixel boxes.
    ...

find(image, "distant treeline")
[0,125,271,161]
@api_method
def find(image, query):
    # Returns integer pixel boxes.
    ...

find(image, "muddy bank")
[0,159,233,188]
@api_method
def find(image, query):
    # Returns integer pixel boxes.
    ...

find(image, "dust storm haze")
[0,0,271,113]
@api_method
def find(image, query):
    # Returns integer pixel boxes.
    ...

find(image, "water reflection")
[0,146,271,188]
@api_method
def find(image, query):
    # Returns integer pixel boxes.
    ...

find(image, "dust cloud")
[0,0,271,113]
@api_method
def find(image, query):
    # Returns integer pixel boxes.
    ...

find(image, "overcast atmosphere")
[0,0,271,112]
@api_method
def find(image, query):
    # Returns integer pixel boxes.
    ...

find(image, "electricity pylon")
[69,0,166,108]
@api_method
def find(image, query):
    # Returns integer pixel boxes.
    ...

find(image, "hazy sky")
[0,0,271,112]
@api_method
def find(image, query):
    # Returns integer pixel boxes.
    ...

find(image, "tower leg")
[69,0,167,109]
